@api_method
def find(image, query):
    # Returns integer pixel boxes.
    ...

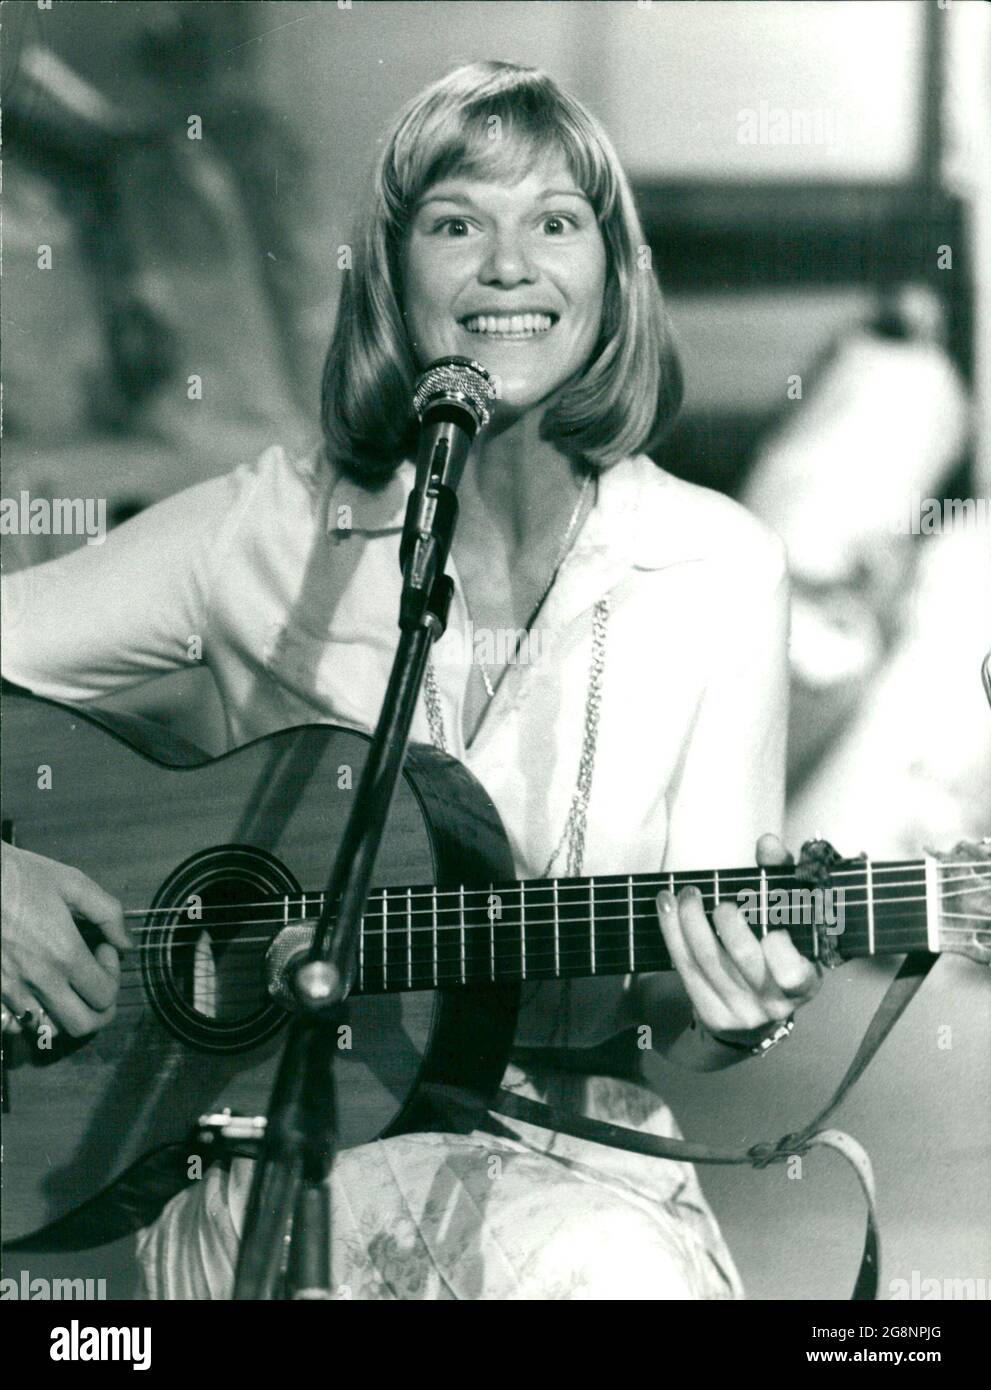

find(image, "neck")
[453,406,584,562]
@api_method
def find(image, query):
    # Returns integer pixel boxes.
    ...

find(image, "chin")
[491,371,571,410]
[484,391,549,425]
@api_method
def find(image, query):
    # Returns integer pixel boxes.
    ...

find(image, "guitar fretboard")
[272,860,932,995]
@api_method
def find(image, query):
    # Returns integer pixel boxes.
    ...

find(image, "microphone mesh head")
[264,923,314,1009]
[412,357,496,430]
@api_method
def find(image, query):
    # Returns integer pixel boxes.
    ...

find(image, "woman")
[1,61,820,1299]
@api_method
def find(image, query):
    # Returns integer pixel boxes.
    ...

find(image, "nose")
[478,226,537,288]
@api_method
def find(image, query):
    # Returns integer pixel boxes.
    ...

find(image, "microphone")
[411,355,495,493]
[400,357,495,628]
[265,923,315,1010]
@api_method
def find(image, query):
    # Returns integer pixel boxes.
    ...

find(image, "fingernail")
[656,890,675,914]
[679,884,702,904]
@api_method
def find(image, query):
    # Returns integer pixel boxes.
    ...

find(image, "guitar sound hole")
[143,846,299,1054]
[177,882,271,1023]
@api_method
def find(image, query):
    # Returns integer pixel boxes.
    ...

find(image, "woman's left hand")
[655,833,822,1049]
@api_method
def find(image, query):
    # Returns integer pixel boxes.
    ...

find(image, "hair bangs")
[390,69,619,229]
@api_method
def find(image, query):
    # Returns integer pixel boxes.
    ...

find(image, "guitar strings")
[100,906,978,968]
[109,939,981,1000]
[102,919,988,999]
[99,922,988,1001]
[101,887,991,959]
[102,916,990,975]
[110,858,990,919]
[84,928,988,1016]
[94,900,984,1011]
[113,858,991,918]
[112,867,990,927]
[40,863,986,1013]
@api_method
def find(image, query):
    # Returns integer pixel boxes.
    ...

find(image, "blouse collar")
[329,453,708,575]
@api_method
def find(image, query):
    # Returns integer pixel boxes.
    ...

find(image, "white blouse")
[1,441,790,1049]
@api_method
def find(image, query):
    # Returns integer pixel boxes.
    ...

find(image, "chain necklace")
[424,471,593,749]
[421,471,609,879]
[540,594,610,877]
[475,471,594,701]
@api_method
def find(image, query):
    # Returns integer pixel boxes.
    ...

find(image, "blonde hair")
[321,60,683,483]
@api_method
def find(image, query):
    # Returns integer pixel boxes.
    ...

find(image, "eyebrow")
[416,187,590,211]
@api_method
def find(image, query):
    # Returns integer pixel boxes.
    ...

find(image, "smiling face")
[400,152,607,417]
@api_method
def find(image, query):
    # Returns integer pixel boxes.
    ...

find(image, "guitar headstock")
[934,839,991,965]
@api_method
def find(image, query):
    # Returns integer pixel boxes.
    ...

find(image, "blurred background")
[1,0,988,1299]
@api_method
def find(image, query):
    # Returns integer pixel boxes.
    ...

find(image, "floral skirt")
[136,1067,744,1300]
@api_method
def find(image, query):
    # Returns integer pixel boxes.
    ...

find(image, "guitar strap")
[427,951,938,1301]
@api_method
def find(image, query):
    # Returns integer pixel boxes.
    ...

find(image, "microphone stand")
[232,360,492,1300]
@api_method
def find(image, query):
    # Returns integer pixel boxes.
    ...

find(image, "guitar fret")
[924,852,941,953]
[382,890,388,990]
[627,875,635,972]
[432,886,439,987]
[283,894,289,928]
[713,868,719,909]
[459,884,466,984]
[590,880,596,975]
[404,888,413,987]
[866,857,875,956]
[359,901,364,992]
[489,886,496,982]
[520,885,527,980]
[552,879,561,976]
[759,868,768,937]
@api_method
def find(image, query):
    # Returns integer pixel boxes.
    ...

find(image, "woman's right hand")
[1,842,130,1038]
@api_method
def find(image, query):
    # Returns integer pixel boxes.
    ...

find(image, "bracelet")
[696,1015,795,1058]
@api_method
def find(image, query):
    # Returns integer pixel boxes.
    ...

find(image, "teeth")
[462,313,555,335]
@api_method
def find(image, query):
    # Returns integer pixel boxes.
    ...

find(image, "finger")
[1,1004,22,1034]
[61,934,119,1012]
[712,900,770,992]
[756,834,794,868]
[59,868,131,951]
[2,979,42,1022]
[762,931,822,1001]
[678,887,755,1004]
[0,985,55,1037]
[92,944,121,1020]
[31,977,103,1038]
[93,942,121,981]
[656,890,728,1024]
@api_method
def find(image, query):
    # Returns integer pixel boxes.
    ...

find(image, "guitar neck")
[287,858,935,995]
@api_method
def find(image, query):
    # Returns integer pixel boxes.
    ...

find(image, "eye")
[541,214,577,236]
[434,217,474,238]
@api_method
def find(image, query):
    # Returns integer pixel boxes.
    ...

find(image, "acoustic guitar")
[2,689,988,1250]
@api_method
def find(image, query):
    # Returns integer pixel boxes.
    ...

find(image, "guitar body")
[1,691,519,1249]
